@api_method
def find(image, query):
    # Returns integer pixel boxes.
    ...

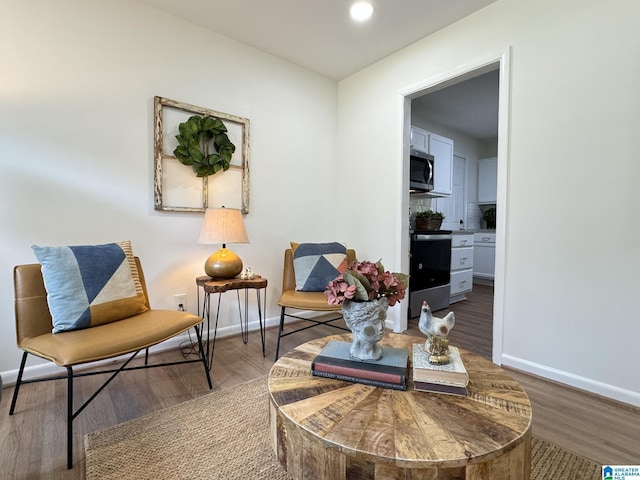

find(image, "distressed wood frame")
[154,96,250,213]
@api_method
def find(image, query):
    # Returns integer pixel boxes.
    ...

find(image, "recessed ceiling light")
[350,1,374,22]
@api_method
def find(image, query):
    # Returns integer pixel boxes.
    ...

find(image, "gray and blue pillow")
[292,242,348,292]
[32,240,148,333]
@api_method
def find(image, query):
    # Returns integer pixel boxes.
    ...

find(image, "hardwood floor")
[1,285,639,478]
[410,284,494,360]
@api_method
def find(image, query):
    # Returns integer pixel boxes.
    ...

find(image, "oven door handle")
[414,234,452,241]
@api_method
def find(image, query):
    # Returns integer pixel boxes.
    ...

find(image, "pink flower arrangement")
[325,260,408,307]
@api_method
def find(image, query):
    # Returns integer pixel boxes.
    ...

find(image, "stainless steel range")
[409,230,452,317]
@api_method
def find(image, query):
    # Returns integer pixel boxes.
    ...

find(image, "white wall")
[337,0,640,406]
[0,0,338,375]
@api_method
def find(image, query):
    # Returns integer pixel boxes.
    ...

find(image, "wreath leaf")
[174,145,191,163]
[173,114,236,177]
[206,153,222,167]
[218,146,234,162]
[189,146,203,162]
[213,132,229,145]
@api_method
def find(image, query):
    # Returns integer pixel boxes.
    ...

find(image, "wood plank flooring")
[416,284,494,360]
[1,284,639,479]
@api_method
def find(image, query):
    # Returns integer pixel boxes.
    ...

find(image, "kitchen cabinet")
[478,157,497,204]
[410,126,429,153]
[409,126,453,197]
[429,133,453,196]
[450,233,474,303]
[473,232,496,282]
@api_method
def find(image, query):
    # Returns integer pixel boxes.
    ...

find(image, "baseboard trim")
[472,277,494,286]
[502,353,640,409]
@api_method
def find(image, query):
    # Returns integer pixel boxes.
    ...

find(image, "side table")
[196,275,268,369]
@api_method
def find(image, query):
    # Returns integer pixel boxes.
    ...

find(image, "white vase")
[342,297,389,361]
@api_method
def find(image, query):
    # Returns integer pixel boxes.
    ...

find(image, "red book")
[312,369,406,391]
[312,361,404,384]
[311,340,408,390]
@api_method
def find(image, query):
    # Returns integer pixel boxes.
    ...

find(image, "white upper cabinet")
[409,127,453,197]
[410,126,429,153]
[428,133,453,197]
[478,157,497,204]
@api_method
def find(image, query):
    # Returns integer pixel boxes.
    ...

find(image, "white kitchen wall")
[0,1,338,376]
[337,0,640,406]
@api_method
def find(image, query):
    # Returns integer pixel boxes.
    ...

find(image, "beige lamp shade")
[199,207,249,278]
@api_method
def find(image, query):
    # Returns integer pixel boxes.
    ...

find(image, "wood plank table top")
[195,275,267,293]
[268,333,532,480]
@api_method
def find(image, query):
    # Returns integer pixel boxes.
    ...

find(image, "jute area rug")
[85,376,600,480]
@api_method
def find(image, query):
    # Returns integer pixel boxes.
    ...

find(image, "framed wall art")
[154,96,250,213]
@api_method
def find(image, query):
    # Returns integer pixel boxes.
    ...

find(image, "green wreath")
[173,115,236,177]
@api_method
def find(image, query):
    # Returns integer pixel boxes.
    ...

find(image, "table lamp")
[198,207,249,278]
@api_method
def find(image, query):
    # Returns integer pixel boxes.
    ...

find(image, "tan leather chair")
[9,258,212,469]
[275,248,356,360]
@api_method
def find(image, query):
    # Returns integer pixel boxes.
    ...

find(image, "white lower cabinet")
[451,270,473,297]
[450,234,474,303]
[473,232,496,281]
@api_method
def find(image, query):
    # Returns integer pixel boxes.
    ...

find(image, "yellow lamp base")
[204,247,243,279]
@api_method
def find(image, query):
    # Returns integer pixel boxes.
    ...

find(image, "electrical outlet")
[174,293,187,311]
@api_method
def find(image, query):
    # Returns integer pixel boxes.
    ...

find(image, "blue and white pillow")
[292,242,348,292]
[32,241,148,333]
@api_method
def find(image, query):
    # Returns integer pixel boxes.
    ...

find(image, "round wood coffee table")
[268,333,532,480]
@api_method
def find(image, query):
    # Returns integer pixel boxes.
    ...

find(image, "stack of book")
[311,340,408,391]
[412,344,469,396]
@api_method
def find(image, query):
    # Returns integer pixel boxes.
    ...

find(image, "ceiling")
[138,0,499,140]
[412,69,500,140]
[137,0,496,81]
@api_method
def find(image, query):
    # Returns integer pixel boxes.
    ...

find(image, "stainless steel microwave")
[409,148,434,192]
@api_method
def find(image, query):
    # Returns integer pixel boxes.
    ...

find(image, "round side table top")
[196,275,267,293]
[268,332,532,471]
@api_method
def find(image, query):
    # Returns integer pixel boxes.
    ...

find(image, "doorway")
[396,47,511,365]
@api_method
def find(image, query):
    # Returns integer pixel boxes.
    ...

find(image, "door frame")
[393,46,511,365]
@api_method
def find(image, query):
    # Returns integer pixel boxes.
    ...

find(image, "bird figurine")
[417,301,455,364]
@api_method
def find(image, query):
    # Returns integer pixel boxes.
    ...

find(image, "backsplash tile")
[409,197,432,224]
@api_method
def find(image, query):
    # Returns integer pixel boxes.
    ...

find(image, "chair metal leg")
[10,335,213,470]
[194,324,213,389]
[66,367,73,469]
[274,307,350,361]
[275,307,286,361]
[9,351,28,415]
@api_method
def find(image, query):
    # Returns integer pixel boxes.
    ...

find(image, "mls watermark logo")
[603,465,640,479]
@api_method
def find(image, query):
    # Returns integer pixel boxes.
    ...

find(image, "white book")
[412,344,469,387]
